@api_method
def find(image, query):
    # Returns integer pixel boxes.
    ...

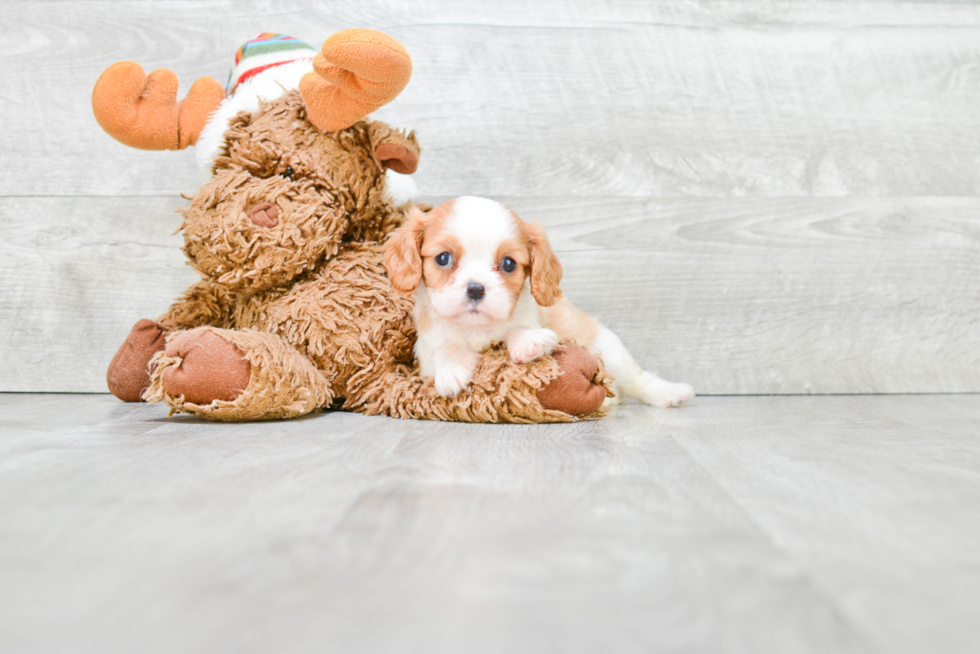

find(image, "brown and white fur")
[383,196,693,406]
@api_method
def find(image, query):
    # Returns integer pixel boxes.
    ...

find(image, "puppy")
[383,196,693,406]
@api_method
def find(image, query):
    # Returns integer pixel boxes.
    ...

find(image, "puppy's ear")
[383,207,425,293]
[525,221,563,307]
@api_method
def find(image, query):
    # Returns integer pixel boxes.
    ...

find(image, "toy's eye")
[435,252,453,267]
[501,256,517,273]
[281,165,295,180]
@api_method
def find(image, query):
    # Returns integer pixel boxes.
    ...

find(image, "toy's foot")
[160,329,251,405]
[146,328,332,421]
[107,319,167,402]
[536,345,608,416]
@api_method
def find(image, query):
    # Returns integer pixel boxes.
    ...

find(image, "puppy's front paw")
[508,328,559,364]
[635,373,694,408]
[434,350,480,398]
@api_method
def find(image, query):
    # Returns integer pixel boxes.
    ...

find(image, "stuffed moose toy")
[94,29,611,422]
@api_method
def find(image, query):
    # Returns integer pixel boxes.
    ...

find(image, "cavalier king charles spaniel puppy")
[383,196,693,406]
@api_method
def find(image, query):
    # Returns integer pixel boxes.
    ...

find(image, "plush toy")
[93,30,611,422]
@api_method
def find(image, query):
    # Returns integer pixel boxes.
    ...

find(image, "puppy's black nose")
[466,282,485,301]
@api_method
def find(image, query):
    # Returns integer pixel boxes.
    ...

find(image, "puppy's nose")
[466,282,485,301]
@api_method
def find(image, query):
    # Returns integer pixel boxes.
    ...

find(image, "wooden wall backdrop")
[2,0,978,394]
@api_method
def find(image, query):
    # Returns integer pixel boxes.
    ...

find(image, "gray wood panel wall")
[2,0,978,393]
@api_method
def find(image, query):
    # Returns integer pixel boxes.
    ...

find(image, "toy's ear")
[374,128,420,174]
[383,207,426,293]
[92,61,226,150]
[523,221,563,307]
[300,29,412,133]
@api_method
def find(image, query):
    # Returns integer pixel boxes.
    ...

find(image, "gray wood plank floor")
[2,0,978,394]
[2,393,978,654]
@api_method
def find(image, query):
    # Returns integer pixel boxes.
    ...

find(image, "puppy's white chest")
[455,324,509,352]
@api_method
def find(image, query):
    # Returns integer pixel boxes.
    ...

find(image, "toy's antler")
[299,29,412,132]
[92,62,226,150]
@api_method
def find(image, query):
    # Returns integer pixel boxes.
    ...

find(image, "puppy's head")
[383,196,562,326]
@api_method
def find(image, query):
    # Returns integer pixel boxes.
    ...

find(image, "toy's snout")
[249,202,280,227]
[181,170,348,295]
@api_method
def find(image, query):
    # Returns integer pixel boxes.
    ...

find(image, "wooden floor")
[1,393,978,653]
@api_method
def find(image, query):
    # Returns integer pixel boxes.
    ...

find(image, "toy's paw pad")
[509,328,559,364]
[434,350,480,398]
[107,319,167,402]
[537,345,607,416]
[635,374,694,407]
[161,329,251,405]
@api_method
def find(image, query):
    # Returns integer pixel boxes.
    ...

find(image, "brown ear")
[383,207,426,293]
[525,221,563,306]
[373,126,420,174]
[376,142,418,174]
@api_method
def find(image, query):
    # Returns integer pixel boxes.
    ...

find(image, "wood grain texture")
[671,395,980,654]
[3,0,978,393]
[510,195,980,394]
[2,393,979,653]
[2,195,975,394]
[0,197,198,392]
[3,1,980,196]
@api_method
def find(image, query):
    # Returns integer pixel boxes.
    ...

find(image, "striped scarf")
[226,33,316,92]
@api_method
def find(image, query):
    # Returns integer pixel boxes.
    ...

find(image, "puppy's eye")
[281,165,295,180]
[435,252,453,267]
[501,256,517,273]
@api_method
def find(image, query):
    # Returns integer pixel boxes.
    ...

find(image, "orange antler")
[92,62,226,150]
[299,29,412,132]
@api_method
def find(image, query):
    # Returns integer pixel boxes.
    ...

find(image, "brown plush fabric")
[156,281,233,332]
[180,169,348,295]
[133,95,610,422]
[145,327,334,421]
[536,346,612,415]
[239,244,418,401]
[97,36,612,423]
[157,329,251,405]
[106,319,167,402]
[211,91,417,241]
[374,142,418,174]
[92,62,225,150]
[359,344,612,423]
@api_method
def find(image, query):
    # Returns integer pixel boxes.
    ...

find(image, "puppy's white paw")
[508,328,559,364]
[602,387,624,408]
[434,350,480,398]
[634,373,694,408]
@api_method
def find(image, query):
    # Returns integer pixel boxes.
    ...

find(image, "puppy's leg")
[592,327,694,408]
[506,327,559,364]
[541,298,693,407]
[430,345,482,398]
